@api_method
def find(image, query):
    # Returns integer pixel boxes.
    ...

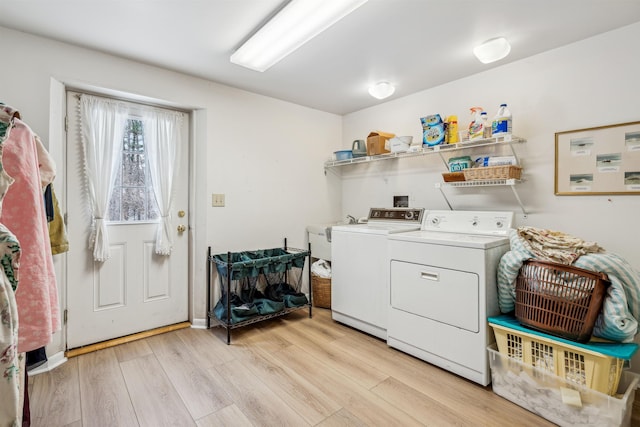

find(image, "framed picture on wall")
[554,121,640,195]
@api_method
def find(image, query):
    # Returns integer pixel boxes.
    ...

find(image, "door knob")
[177,224,186,233]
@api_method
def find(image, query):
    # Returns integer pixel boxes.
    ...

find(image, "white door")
[65,92,189,349]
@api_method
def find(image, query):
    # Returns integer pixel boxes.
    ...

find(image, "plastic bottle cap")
[500,103,507,107]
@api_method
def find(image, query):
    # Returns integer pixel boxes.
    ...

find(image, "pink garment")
[0,118,59,353]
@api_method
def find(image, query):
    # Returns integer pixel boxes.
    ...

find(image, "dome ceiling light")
[368,81,395,99]
[473,37,511,64]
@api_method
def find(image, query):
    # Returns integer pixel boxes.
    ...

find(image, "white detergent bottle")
[491,103,512,136]
[481,111,491,138]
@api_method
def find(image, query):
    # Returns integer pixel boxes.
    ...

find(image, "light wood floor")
[28,308,633,426]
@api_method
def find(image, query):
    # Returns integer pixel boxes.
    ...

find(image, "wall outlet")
[212,193,225,207]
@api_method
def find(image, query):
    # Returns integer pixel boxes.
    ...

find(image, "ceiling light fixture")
[230,0,368,72]
[368,81,395,100]
[473,37,511,64]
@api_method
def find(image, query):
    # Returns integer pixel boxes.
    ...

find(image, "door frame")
[44,79,205,365]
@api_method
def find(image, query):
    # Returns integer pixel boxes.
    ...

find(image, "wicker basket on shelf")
[311,274,331,308]
[463,165,522,181]
[442,172,466,182]
[515,259,610,343]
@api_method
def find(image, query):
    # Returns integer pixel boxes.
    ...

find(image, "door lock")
[178,210,185,218]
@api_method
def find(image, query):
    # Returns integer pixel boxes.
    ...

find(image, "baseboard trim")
[65,321,191,358]
[27,351,68,376]
[190,318,208,329]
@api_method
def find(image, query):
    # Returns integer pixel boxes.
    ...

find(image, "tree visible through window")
[108,118,159,222]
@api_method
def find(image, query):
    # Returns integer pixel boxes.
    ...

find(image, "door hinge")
[64,115,68,132]
[64,309,68,325]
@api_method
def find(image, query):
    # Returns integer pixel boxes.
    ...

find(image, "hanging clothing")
[0,111,23,426]
[0,223,22,427]
[43,185,54,223]
[0,116,58,353]
[48,186,68,255]
[34,135,55,188]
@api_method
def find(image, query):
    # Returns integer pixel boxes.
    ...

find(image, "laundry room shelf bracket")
[435,179,528,215]
[324,135,528,214]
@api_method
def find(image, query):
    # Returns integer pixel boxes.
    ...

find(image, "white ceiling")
[1,0,640,115]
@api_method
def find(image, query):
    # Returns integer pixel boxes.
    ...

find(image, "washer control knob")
[431,217,440,225]
[472,220,478,227]
[406,211,414,220]
[496,220,504,228]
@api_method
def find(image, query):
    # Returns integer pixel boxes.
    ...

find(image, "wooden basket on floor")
[311,274,331,308]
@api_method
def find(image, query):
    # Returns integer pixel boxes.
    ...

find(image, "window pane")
[122,152,146,186]
[108,118,159,222]
[121,187,146,221]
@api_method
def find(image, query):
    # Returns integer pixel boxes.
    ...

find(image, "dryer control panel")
[421,210,514,236]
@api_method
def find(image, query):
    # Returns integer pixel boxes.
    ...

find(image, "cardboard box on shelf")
[367,131,394,155]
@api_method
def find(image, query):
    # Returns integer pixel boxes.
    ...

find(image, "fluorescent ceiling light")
[368,82,395,99]
[473,37,511,64]
[231,0,368,72]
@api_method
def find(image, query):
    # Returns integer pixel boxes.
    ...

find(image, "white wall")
[340,22,640,370]
[0,26,342,358]
[341,22,640,267]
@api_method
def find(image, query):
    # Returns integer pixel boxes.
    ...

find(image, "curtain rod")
[71,89,190,115]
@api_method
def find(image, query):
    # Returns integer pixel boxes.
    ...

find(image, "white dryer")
[331,208,424,340]
[387,210,514,386]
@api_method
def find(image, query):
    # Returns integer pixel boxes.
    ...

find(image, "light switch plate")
[212,193,225,207]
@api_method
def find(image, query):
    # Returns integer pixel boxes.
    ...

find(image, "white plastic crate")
[488,315,638,396]
[488,345,639,427]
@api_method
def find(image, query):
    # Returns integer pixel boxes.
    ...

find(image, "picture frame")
[554,121,640,195]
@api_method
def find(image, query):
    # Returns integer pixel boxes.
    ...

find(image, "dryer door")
[390,261,479,333]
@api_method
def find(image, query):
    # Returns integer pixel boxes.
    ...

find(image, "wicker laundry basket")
[311,274,331,309]
[463,165,522,180]
[515,259,610,343]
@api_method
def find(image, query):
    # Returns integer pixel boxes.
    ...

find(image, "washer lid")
[332,223,422,235]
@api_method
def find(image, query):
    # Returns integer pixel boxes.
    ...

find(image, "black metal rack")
[207,238,312,344]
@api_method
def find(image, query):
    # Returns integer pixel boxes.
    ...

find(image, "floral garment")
[0,224,21,427]
[0,104,22,426]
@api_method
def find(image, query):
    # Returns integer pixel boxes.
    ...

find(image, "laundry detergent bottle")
[491,103,512,136]
[445,115,459,144]
[468,107,484,140]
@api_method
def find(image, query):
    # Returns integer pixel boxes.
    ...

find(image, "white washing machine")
[331,207,424,340]
[387,210,514,386]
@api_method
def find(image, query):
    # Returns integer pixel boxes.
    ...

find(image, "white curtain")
[80,95,128,262]
[143,109,183,255]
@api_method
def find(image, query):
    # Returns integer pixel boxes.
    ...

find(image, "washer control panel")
[421,210,514,235]
[368,208,424,224]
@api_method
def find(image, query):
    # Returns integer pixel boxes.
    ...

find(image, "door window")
[108,118,159,222]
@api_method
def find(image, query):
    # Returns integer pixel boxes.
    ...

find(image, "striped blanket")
[497,228,640,342]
